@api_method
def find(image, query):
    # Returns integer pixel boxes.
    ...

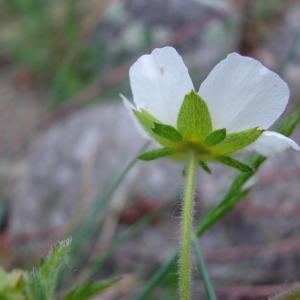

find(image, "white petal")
[121,94,150,140]
[129,47,194,126]
[244,131,299,156]
[199,53,289,132]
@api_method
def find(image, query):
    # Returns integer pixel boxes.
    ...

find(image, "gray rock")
[124,0,209,28]
[10,101,185,237]
[260,1,300,102]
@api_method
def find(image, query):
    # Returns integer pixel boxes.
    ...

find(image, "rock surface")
[10,101,185,236]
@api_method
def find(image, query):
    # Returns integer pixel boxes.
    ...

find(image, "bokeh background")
[1,0,300,299]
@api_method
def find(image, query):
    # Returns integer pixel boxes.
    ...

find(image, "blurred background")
[1,0,300,299]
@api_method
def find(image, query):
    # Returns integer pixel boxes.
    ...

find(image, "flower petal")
[129,47,194,126]
[121,94,150,140]
[199,53,289,132]
[244,131,299,156]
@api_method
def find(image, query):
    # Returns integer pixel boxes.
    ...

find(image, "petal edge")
[244,131,299,156]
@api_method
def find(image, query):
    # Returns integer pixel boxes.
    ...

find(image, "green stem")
[192,234,218,300]
[180,151,197,300]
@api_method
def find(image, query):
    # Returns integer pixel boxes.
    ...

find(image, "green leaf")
[63,277,120,300]
[199,161,212,173]
[177,91,212,140]
[218,156,253,172]
[134,110,174,146]
[39,238,72,295]
[27,238,72,300]
[204,128,226,146]
[151,123,182,143]
[0,268,26,300]
[210,128,263,155]
[138,148,174,161]
[28,270,48,300]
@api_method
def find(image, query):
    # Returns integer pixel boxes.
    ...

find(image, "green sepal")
[204,128,226,146]
[133,109,174,146]
[199,161,212,173]
[210,128,263,155]
[138,147,174,161]
[177,91,212,140]
[151,123,182,143]
[218,156,253,172]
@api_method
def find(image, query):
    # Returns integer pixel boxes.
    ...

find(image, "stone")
[10,101,185,237]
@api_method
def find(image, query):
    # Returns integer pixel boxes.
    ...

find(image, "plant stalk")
[180,151,197,300]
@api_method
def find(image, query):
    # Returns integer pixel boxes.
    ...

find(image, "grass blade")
[138,147,174,161]
[85,201,171,280]
[218,155,253,172]
[63,277,120,300]
[70,141,150,254]
[58,142,149,290]
[192,234,217,300]
[134,254,178,300]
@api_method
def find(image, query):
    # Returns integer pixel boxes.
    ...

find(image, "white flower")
[123,47,299,157]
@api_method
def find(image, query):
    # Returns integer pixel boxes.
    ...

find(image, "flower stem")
[180,151,197,300]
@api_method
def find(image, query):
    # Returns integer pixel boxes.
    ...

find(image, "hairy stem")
[180,151,197,300]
